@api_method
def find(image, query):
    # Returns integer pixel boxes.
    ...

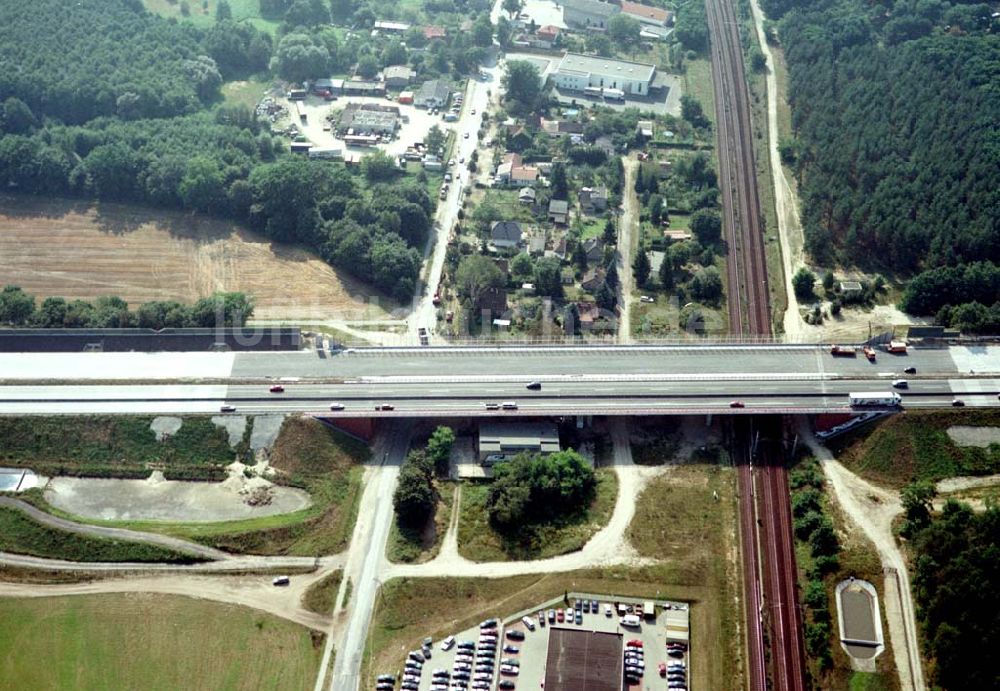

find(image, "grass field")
[683,59,717,129]
[25,418,369,556]
[0,594,321,690]
[142,0,281,34]
[0,194,396,321]
[456,469,618,562]
[835,410,1000,487]
[0,415,234,481]
[222,76,273,109]
[0,506,198,563]
[302,570,343,615]
[387,482,456,564]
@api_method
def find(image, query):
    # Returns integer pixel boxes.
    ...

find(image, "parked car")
[272,575,290,586]
[521,616,535,631]
[505,630,525,641]
[441,636,456,651]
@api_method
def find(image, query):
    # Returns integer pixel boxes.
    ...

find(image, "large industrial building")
[552,53,656,96]
[477,422,560,463]
[335,103,400,135]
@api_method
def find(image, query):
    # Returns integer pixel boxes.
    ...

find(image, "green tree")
[632,250,651,286]
[393,451,436,527]
[658,253,673,291]
[680,95,710,128]
[2,97,36,134]
[608,14,641,49]
[361,150,397,182]
[456,254,505,307]
[572,240,588,271]
[502,61,542,115]
[603,216,617,245]
[273,33,328,83]
[808,519,839,557]
[502,0,523,19]
[690,266,723,303]
[822,270,835,292]
[586,34,612,57]
[473,16,494,47]
[901,480,936,534]
[424,124,446,155]
[510,252,535,282]
[0,285,35,325]
[179,157,226,212]
[551,162,568,199]
[356,54,378,79]
[793,267,816,300]
[427,426,456,477]
[534,256,563,299]
[215,0,232,21]
[690,208,722,246]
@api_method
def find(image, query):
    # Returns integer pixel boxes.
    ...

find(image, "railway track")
[703,0,806,687]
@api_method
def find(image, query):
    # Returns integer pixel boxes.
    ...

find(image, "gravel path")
[0,496,227,560]
[0,570,336,631]
[617,157,639,344]
[799,422,925,691]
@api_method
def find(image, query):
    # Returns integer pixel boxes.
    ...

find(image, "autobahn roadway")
[0,376,996,415]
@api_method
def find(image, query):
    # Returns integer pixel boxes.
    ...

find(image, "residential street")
[618,158,640,343]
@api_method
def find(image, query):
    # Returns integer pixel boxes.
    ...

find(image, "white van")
[620,614,641,628]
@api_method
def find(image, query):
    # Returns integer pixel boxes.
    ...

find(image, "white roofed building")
[553,53,656,96]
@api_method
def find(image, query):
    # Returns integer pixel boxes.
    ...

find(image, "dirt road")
[618,157,640,343]
[0,497,228,560]
[0,570,334,631]
[799,423,925,691]
[385,419,659,580]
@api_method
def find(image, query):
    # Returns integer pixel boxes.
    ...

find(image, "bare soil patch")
[0,195,395,320]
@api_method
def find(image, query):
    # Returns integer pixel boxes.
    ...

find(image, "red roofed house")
[621,1,673,26]
[423,25,447,40]
[535,24,561,48]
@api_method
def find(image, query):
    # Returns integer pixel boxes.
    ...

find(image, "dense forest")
[908,499,1000,690]
[766,0,999,314]
[0,0,269,123]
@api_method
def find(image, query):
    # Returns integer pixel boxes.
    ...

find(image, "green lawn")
[143,0,281,34]
[222,76,272,109]
[837,410,1000,487]
[0,506,198,563]
[302,570,343,615]
[0,594,322,690]
[456,469,618,562]
[0,415,236,481]
[683,58,716,129]
[579,217,606,240]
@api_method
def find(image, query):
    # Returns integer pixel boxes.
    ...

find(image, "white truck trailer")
[849,392,902,407]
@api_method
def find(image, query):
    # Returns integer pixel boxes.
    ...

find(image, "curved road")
[0,497,228,561]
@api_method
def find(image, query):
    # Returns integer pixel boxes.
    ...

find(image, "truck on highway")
[863,345,877,361]
[884,340,908,353]
[849,392,902,407]
[830,345,857,357]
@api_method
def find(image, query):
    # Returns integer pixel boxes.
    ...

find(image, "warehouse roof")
[557,53,656,84]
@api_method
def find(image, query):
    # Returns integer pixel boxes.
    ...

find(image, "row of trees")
[0,286,253,329]
[0,0,270,124]
[789,457,842,672]
[486,450,596,531]
[392,427,455,527]
[776,0,1000,273]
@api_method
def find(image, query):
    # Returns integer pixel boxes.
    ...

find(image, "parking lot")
[285,93,458,163]
[377,593,691,691]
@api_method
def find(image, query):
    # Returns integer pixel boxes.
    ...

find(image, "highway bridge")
[0,343,996,416]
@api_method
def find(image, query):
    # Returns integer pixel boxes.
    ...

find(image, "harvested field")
[0,195,396,320]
